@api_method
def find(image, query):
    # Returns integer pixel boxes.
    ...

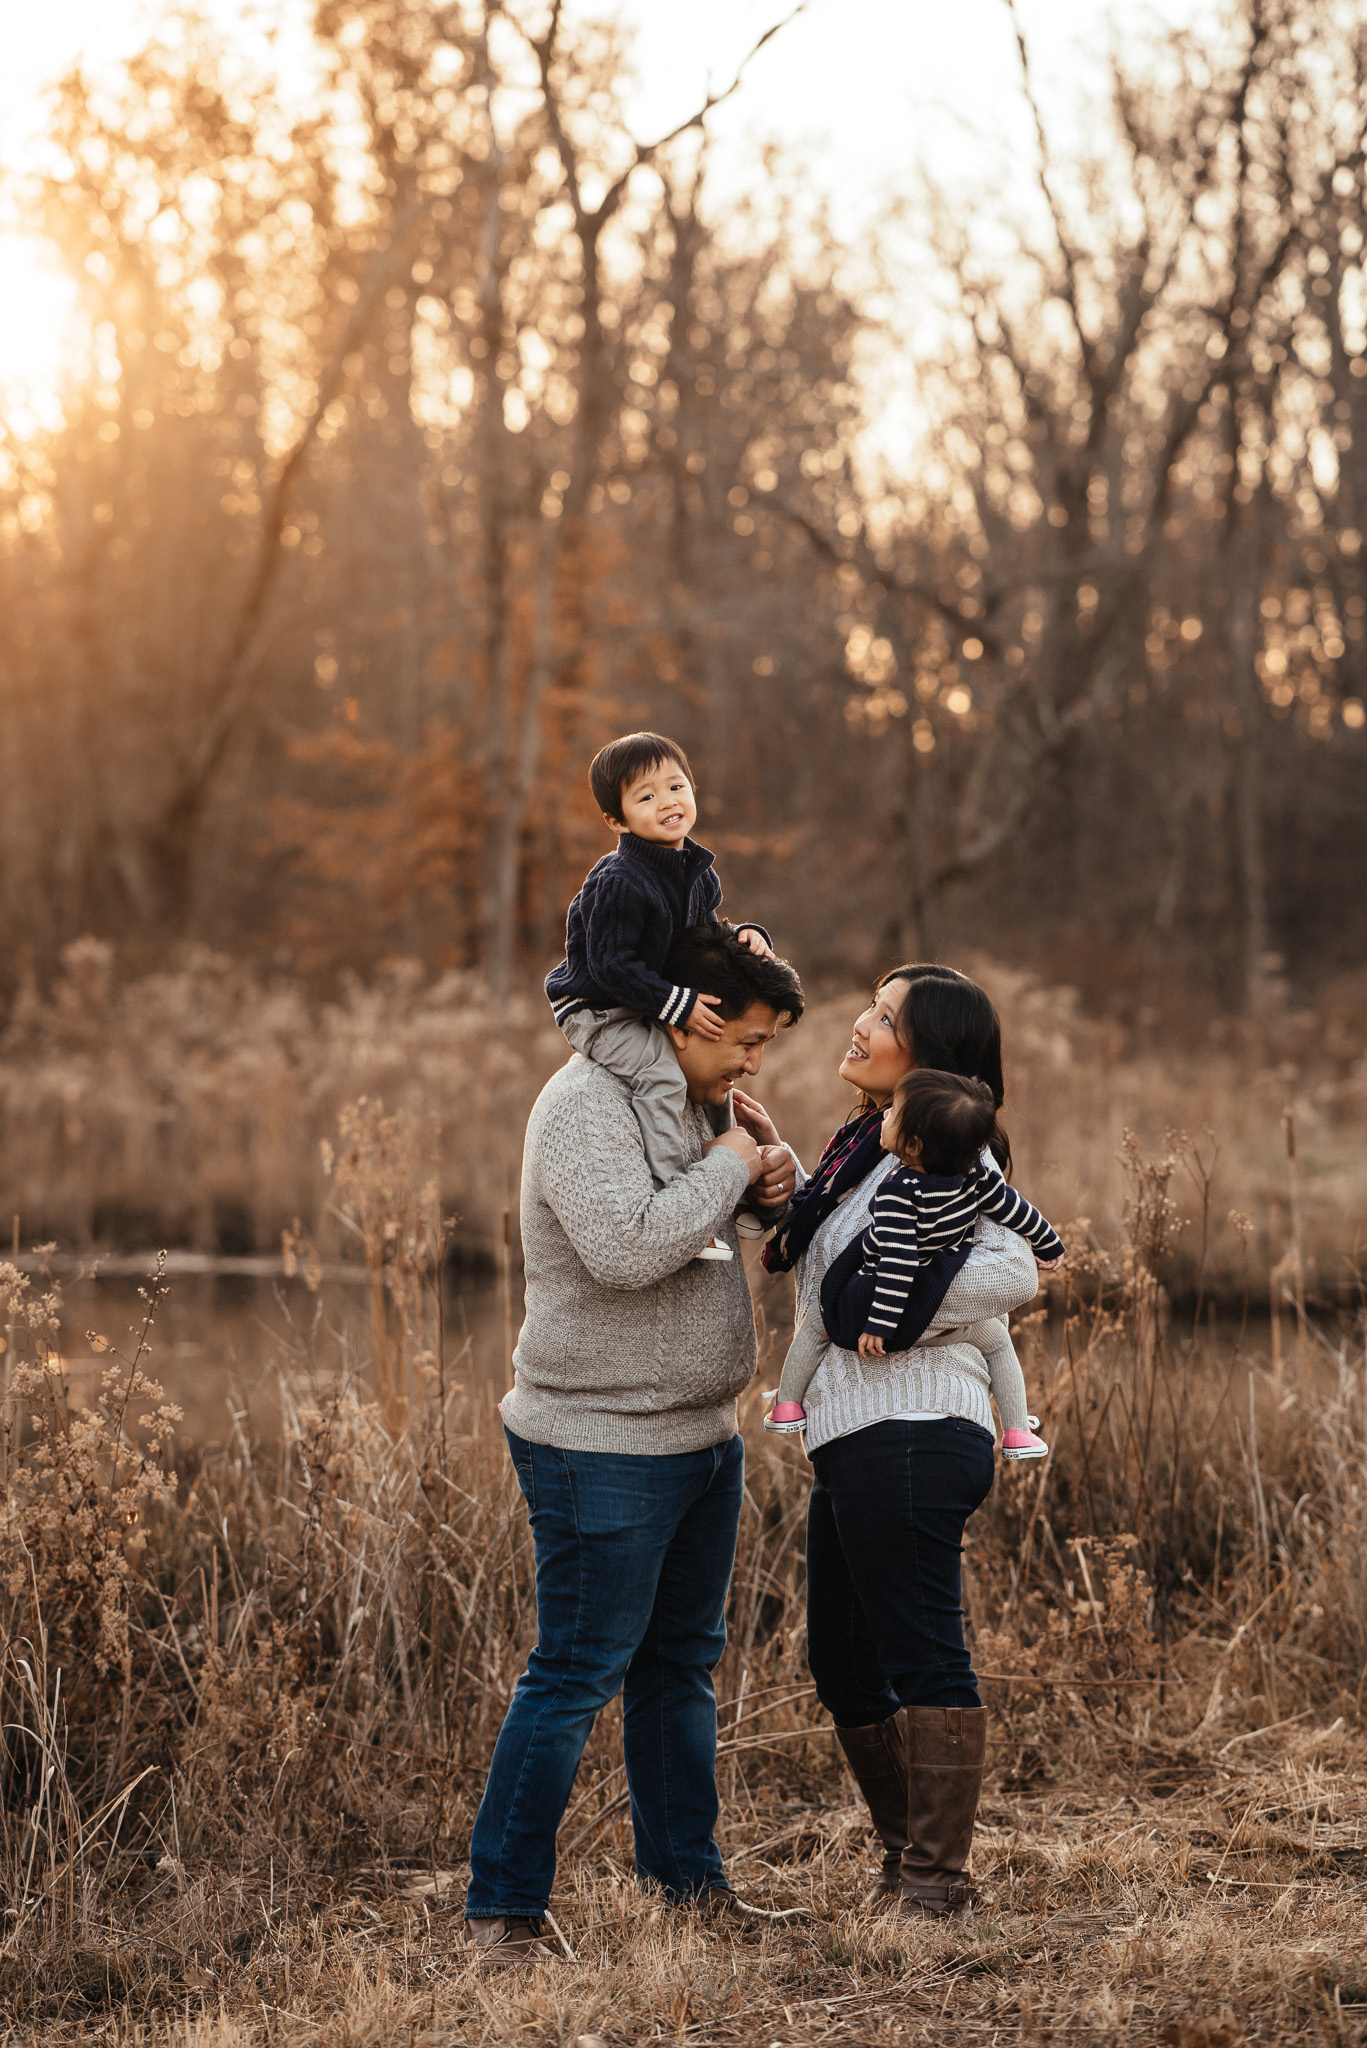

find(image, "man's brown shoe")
[691,1887,809,1929]
[466,1915,558,1965]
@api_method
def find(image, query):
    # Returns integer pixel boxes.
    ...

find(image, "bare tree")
[2,0,1366,1020]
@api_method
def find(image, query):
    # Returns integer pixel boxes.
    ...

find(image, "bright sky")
[619,0,1221,219]
[0,0,1224,410]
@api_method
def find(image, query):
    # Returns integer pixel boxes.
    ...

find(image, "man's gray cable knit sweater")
[499,1054,755,1455]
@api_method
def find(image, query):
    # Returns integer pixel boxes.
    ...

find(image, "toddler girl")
[764,1069,1062,1455]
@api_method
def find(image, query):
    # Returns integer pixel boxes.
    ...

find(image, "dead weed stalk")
[0,1108,1363,2020]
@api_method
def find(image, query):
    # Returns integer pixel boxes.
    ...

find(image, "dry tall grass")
[4,942,1365,1302]
[0,942,565,1265]
[1,1092,1366,2041]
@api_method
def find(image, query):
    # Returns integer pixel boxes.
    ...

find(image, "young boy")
[546,732,773,1261]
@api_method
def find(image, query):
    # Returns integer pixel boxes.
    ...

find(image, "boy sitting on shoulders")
[546,730,773,1262]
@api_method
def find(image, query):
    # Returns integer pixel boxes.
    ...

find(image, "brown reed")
[3,943,1366,1306]
[0,1101,1364,2038]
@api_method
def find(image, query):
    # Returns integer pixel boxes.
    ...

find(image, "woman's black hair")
[865,962,1012,1175]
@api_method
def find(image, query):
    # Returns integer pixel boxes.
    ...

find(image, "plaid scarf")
[762,1108,885,1275]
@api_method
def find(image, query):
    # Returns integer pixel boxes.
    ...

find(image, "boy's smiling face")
[608,756,697,849]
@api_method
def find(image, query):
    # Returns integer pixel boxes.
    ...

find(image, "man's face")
[666,1001,784,1105]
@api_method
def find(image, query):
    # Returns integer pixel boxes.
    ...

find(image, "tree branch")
[533,3,807,234]
[180,202,426,800]
[780,502,1003,657]
[1002,0,1095,389]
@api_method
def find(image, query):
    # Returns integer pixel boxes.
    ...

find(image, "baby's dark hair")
[887,1069,1003,1178]
[589,731,694,822]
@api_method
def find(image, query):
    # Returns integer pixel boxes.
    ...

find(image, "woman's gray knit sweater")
[499,1054,756,1455]
[796,1151,1040,1452]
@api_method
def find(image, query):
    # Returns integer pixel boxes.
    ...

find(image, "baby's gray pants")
[776,1303,832,1407]
[559,1007,689,1189]
[978,1322,1031,1432]
[776,1306,1031,1432]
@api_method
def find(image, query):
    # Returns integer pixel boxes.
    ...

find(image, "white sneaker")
[735,1213,768,1239]
[696,1238,734,1262]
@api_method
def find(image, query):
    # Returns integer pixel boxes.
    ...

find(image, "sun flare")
[0,234,80,425]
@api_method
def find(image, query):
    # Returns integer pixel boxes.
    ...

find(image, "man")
[464,922,804,1963]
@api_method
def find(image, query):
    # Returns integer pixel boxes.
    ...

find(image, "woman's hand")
[706,1128,762,1184]
[753,1143,795,1210]
[858,1331,886,1360]
[730,1087,780,1149]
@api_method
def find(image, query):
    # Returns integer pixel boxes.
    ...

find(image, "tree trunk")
[474,145,519,973]
[1135,778,1194,1037]
[483,528,559,1000]
[1227,497,1275,1018]
[899,719,937,961]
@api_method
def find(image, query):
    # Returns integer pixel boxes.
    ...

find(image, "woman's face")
[840,978,916,1107]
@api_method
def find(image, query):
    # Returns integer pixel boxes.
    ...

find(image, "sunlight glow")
[0,235,80,429]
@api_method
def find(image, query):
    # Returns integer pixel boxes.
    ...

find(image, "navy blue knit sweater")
[546,833,763,1028]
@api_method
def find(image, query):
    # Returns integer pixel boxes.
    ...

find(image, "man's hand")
[753,1143,795,1211]
[737,927,773,957]
[706,1127,762,1184]
[858,1331,886,1360]
[686,993,725,1042]
[729,1087,780,1149]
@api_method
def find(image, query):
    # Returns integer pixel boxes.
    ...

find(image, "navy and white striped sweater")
[860,1159,1065,1337]
[546,832,766,1030]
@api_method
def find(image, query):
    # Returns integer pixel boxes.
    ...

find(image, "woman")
[735,964,1038,1919]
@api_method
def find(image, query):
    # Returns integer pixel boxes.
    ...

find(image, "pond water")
[7,1242,808,1449]
[15,1266,523,1448]
[8,1251,1295,1455]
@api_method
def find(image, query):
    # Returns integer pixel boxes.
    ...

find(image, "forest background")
[2,0,1366,1271]
[1,8,1367,2041]
[3,0,1366,1008]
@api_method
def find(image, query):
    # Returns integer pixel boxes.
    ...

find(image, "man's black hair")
[589,731,695,823]
[663,921,804,1027]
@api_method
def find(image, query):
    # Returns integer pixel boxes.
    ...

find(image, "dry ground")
[6,1723,1365,2047]
[4,1054,1366,2048]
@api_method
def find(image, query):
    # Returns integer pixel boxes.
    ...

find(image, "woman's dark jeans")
[806,1417,995,1724]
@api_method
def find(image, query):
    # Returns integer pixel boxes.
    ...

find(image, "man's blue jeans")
[465,1426,745,1919]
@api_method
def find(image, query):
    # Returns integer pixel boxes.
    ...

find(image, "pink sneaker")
[764,1400,807,1435]
[1001,1424,1048,1460]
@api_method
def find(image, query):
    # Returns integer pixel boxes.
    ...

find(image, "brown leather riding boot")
[835,1717,911,1904]
[897,1705,987,1919]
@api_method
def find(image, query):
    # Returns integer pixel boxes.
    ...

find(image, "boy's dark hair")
[887,1069,1003,1178]
[664,921,804,1027]
[589,731,695,823]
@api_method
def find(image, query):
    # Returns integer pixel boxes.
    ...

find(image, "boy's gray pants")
[559,1007,690,1189]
